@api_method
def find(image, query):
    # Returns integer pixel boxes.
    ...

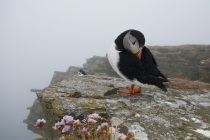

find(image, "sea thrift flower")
[100,122,109,130]
[82,127,88,133]
[88,113,102,120]
[87,118,97,125]
[61,115,74,125]
[117,133,127,140]
[52,122,64,130]
[127,130,135,139]
[62,125,70,133]
[73,119,81,128]
[96,126,106,135]
[35,119,46,128]
[96,126,102,133]
[82,127,90,139]
[107,127,116,136]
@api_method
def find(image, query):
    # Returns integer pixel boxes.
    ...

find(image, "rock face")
[23,99,46,135]
[83,55,118,77]
[50,56,118,85]
[50,66,82,85]
[33,74,210,139]
[148,45,210,82]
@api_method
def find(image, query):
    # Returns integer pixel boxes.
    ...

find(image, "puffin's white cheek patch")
[123,32,132,51]
[123,31,140,53]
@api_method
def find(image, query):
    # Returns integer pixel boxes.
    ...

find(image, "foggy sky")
[1,1,210,77]
[0,0,210,139]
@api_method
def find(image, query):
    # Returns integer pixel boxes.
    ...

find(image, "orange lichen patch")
[64,89,77,94]
[78,98,106,110]
[167,78,210,90]
[52,99,64,115]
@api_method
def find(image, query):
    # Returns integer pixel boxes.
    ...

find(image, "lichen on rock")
[28,73,210,139]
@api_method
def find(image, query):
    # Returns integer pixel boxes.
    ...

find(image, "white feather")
[108,43,130,81]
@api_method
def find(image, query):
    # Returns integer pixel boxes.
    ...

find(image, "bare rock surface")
[33,74,210,140]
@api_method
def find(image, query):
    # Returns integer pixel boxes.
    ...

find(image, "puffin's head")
[115,29,145,59]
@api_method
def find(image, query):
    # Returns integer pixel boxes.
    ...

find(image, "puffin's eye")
[132,41,136,45]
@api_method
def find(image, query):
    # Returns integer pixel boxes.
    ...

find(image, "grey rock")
[50,66,82,85]
[32,74,210,140]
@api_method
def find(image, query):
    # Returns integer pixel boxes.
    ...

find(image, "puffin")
[107,29,169,94]
[78,69,87,76]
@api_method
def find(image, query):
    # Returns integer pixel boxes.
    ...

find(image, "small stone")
[67,91,82,98]
[104,88,118,96]
[135,114,140,117]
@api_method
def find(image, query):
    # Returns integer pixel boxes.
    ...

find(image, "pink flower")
[52,122,64,130]
[73,119,81,128]
[87,118,97,125]
[61,115,74,125]
[34,119,46,128]
[127,129,135,139]
[82,127,90,139]
[101,122,109,130]
[96,126,106,135]
[62,125,70,133]
[88,113,102,120]
[96,126,102,132]
[117,133,127,140]
[107,127,116,135]
[82,127,88,132]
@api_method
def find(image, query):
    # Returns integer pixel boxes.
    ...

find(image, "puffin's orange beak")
[137,49,142,59]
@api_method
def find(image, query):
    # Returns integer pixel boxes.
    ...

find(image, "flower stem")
[64,133,67,140]
[40,128,45,138]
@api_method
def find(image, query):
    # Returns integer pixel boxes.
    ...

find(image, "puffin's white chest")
[107,44,132,81]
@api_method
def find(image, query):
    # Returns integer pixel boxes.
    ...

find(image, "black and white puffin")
[78,69,87,76]
[108,29,169,94]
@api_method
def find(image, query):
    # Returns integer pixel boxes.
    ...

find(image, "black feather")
[118,47,169,92]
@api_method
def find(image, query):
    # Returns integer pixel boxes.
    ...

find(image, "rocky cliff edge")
[31,74,210,140]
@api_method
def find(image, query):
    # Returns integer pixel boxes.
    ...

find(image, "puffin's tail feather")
[156,83,167,92]
[140,75,168,83]
[159,71,169,82]
[138,75,168,92]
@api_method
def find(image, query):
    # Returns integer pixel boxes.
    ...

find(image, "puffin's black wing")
[141,47,168,80]
[118,50,168,91]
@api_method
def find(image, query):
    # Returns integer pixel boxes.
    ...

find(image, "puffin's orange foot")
[119,88,133,94]
[128,85,141,93]
[119,85,142,94]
